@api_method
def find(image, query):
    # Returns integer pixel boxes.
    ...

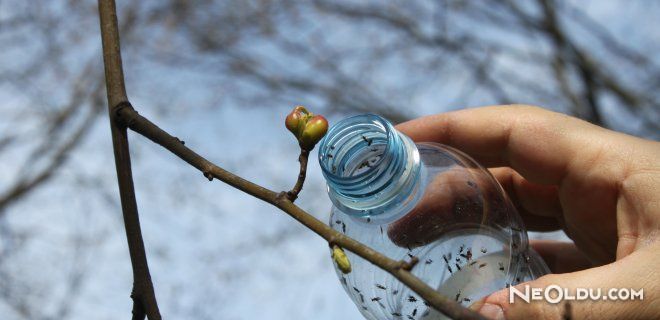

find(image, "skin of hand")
[393,105,660,320]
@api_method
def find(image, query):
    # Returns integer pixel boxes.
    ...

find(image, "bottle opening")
[318,114,421,219]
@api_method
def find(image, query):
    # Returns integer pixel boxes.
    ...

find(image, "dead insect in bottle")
[408,295,417,302]
[371,297,382,302]
[481,247,487,253]
[455,263,461,271]
[376,284,386,290]
[479,263,487,268]
[499,262,505,271]
[425,259,433,264]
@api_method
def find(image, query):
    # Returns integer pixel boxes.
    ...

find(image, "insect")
[469,260,478,266]
[367,217,371,223]
[361,135,373,146]
[376,284,387,290]
[342,222,346,233]
[446,264,453,273]
[407,253,415,259]
[391,312,402,317]
[423,301,430,307]
[371,297,382,302]
[481,247,487,254]
[408,295,417,302]
[463,297,471,303]
[459,245,465,253]
[332,165,337,173]
[412,308,418,316]
[330,145,335,150]
[459,254,468,260]
[407,316,414,320]
[455,263,461,271]
[392,290,399,295]
[380,226,384,235]
[466,248,472,260]
[327,154,333,159]
[425,259,433,264]
[442,255,449,264]
[455,290,461,301]
[360,293,365,303]
[498,262,505,271]
[353,287,361,293]
[479,263,487,268]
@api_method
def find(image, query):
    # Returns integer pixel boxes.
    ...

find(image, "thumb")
[471,245,659,319]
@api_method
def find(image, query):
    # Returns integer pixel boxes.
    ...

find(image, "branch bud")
[285,105,310,138]
[331,244,352,274]
[285,106,328,150]
[299,115,328,150]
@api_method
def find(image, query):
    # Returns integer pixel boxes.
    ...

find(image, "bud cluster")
[285,105,329,150]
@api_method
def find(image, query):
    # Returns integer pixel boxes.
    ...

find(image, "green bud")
[285,105,310,138]
[331,244,351,274]
[299,115,328,150]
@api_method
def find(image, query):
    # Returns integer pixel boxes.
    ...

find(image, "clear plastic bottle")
[318,114,549,320]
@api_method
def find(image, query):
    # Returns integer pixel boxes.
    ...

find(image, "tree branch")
[97,1,161,319]
[285,149,309,202]
[114,105,486,320]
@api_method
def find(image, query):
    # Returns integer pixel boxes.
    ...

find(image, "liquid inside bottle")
[318,114,549,320]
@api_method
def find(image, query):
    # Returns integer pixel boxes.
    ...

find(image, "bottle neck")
[318,114,422,222]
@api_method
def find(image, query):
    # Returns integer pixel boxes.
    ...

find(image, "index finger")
[396,105,613,185]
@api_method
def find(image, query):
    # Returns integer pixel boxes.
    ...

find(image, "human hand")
[394,105,660,319]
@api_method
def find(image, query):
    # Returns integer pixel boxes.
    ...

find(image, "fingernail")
[479,303,505,320]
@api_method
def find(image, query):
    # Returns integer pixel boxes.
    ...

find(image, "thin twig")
[115,106,486,320]
[286,149,309,202]
[97,1,161,319]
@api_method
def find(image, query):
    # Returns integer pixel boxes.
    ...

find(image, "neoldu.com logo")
[509,285,644,304]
